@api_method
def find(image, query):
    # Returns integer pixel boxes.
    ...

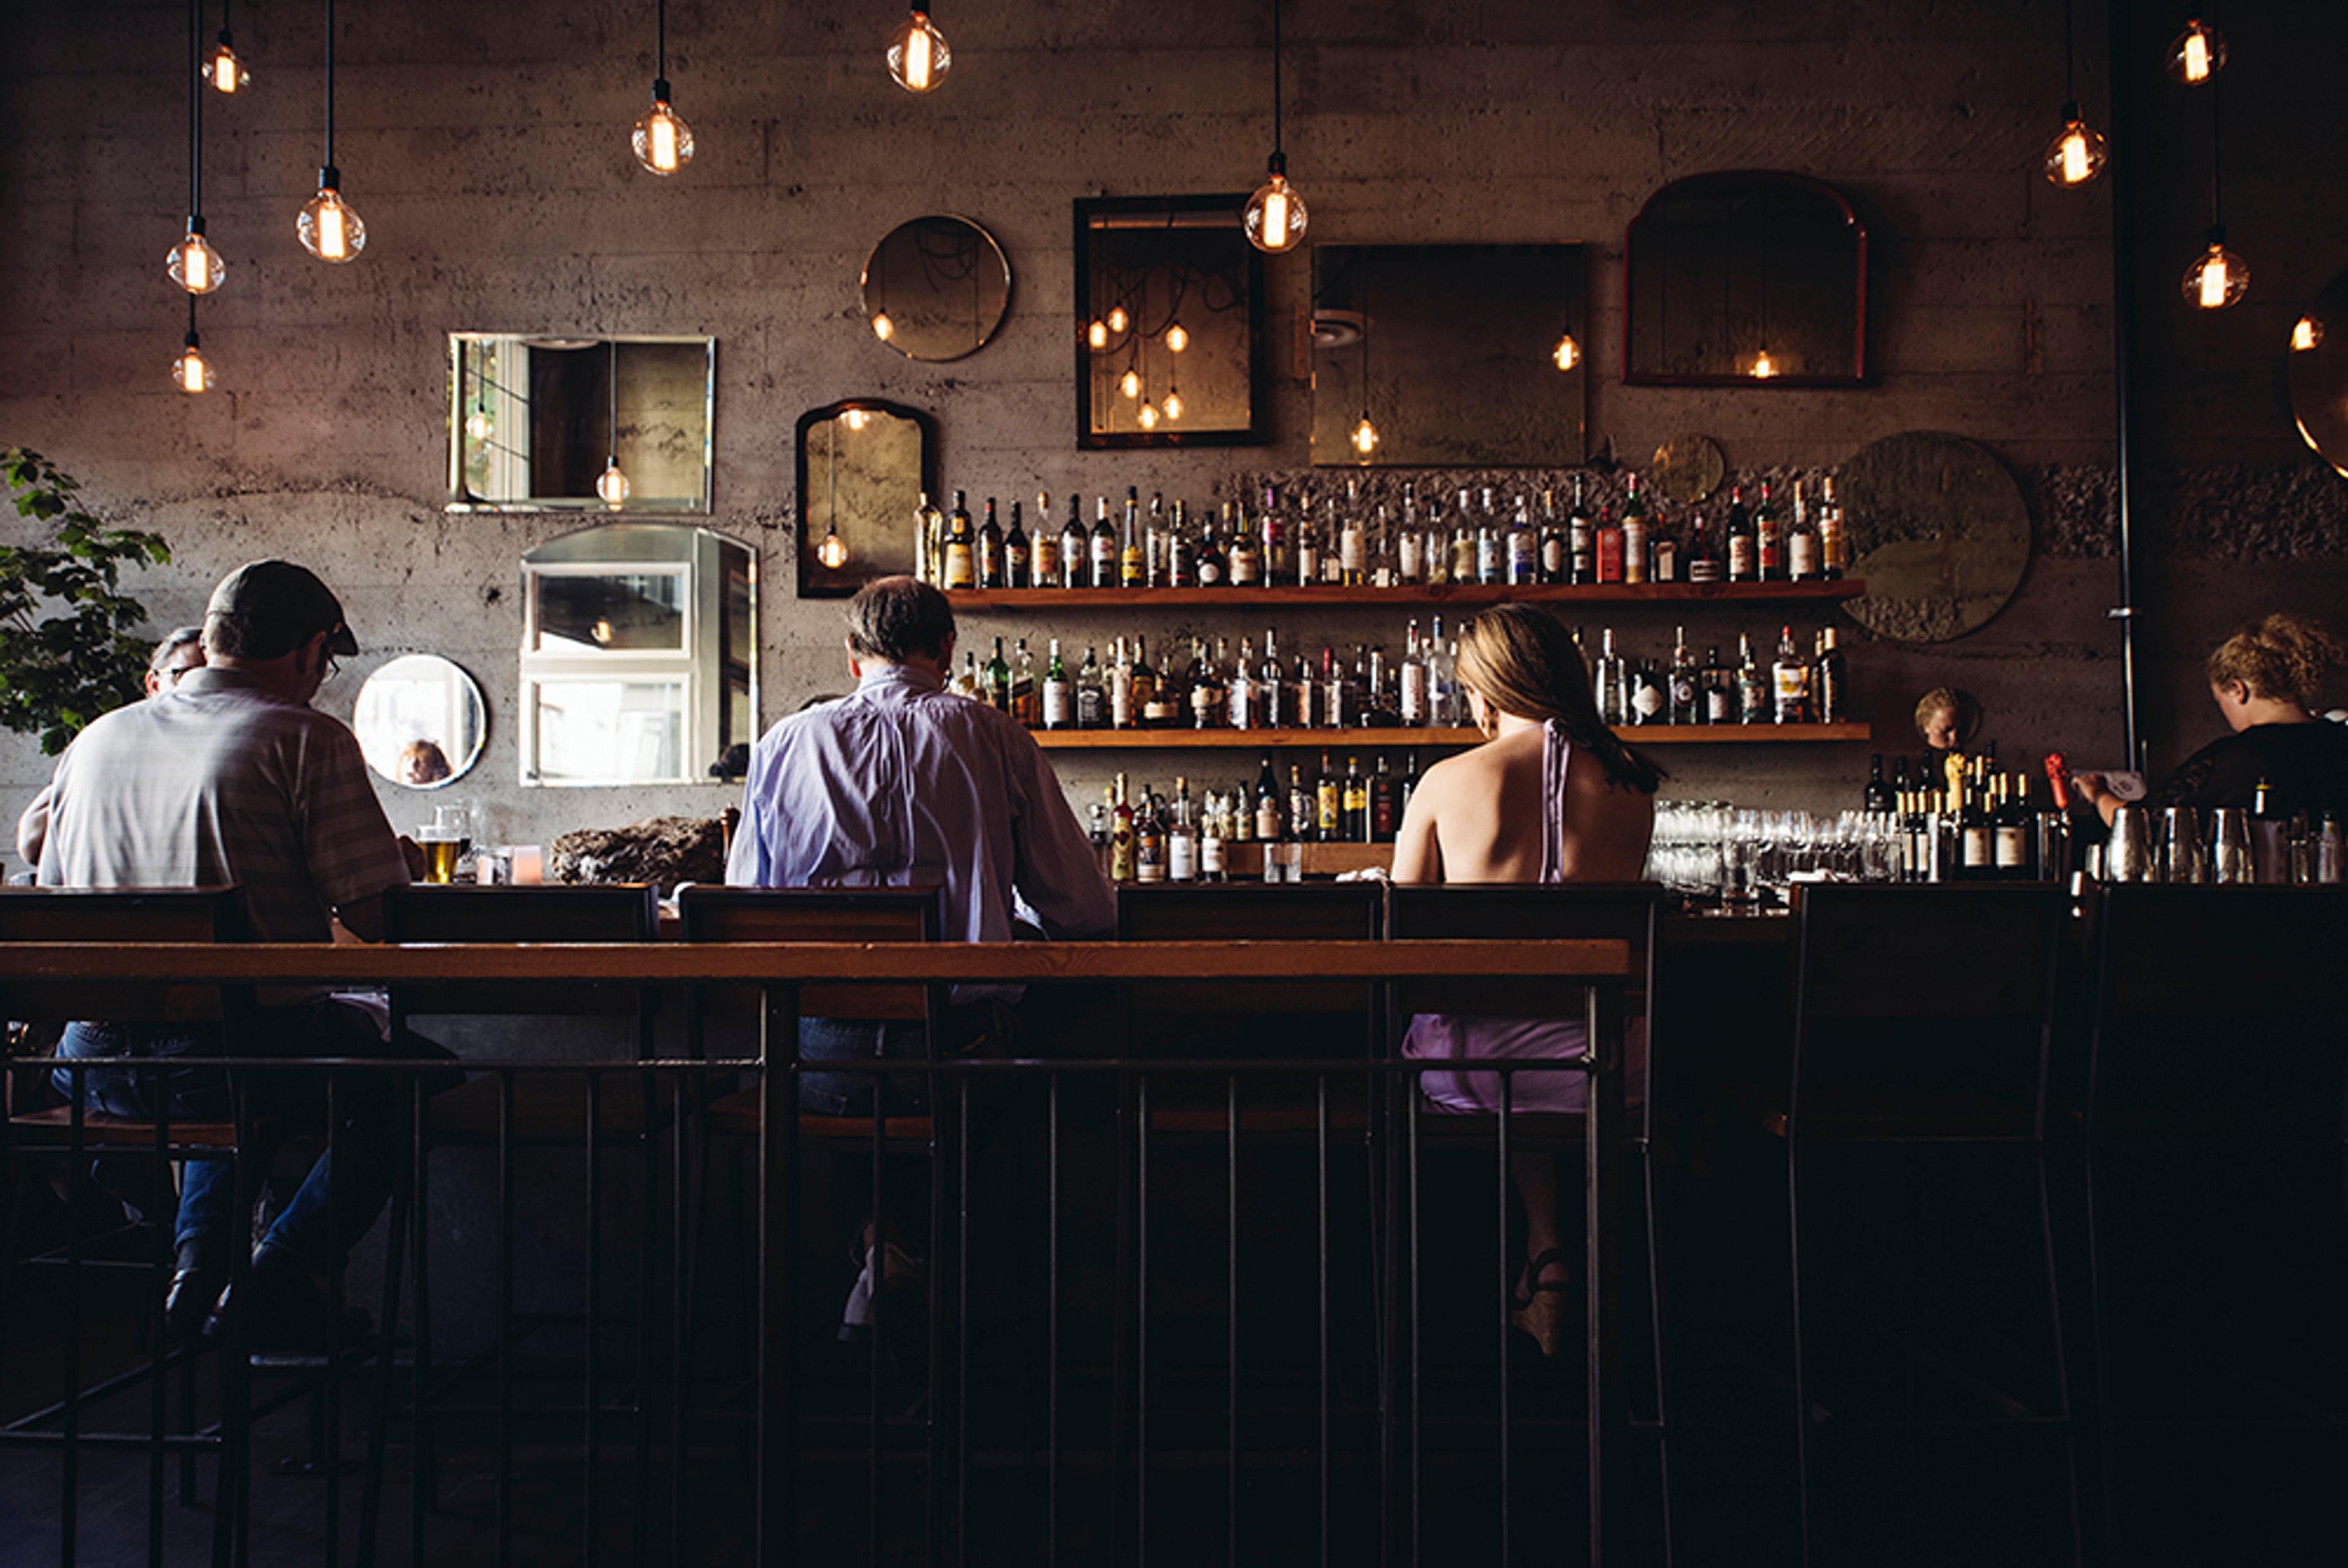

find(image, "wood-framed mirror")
[1623,172,1867,388]
[795,400,937,598]
[1074,194,1266,449]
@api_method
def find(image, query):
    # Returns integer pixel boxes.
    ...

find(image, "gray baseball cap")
[205,559,360,655]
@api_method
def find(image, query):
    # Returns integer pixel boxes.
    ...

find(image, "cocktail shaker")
[2106,806,2154,883]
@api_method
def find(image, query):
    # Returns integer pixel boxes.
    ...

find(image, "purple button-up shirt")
[725,664,1115,973]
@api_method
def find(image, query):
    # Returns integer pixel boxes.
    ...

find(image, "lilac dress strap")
[1538,719,1572,885]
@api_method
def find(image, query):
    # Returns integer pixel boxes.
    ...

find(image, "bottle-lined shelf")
[945,581,1866,611]
[1031,723,1870,749]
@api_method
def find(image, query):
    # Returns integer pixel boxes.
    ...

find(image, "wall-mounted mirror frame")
[517,523,756,787]
[1309,243,1588,468]
[1623,172,1868,388]
[861,216,1013,364]
[796,400,937,598]
[2287,267,2348,477]
[352,653,488,789]
[1074,194,1266,449]
[446,333,717,513]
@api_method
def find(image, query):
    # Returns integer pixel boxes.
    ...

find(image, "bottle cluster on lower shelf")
[1091,757,1417,884]
[919,473,1848,594]
[953,617,1850,734]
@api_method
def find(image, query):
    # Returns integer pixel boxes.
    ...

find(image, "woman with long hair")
[1392,603,1662,1353]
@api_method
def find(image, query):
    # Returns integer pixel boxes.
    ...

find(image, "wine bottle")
[1567,474,1594,585]
[1042,638,1072,731]
[984,635,1012,712]
[1059,495,1089,589]
[1090,496,1118,590]
[978,498,1006,590]
[1667,626,1699,725]
[1755,479,1784,582]
[1005,501,1032,589]
[1724,484,1755,583]
[1030,494,1061,589]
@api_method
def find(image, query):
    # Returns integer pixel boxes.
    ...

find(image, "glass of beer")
[417,817,463,884]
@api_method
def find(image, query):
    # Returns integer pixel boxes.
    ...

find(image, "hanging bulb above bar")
[2042,104,2108,187]
[2166,18,2226,85]
[2184,229,2248,311]
[173,329,215,394]
[1551,333,1581,371]
[888,7,951,92]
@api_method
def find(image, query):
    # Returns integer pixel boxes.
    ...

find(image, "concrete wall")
[7,0,2347,864]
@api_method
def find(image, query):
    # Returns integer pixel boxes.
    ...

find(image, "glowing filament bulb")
[1162,389,1183,421]
[633,95,695,175]
[873,312,895,342]
[1165,322,1188,353]
[1137,402,1160,430]
[1246,172,1307,254]
[888,9,951,92]
[1750,348,1778,380]
[1120,369,1142,400]
[2199,254,2227,308]
[1107,306,1129,334]
[298,175,366,263]
[597,460,630,509]
[2042,107,2108,187]
[817,524,850,569]
[2292,317,2323,352]
[1351,414,1379,455]
[842,408,871,431]
[204,39,248,94]
[592,618,616,644]
[2184,234,2247,311]
[465,408,495,442]
[167,227,226,295]
[1088,319,1109,349]
[172,336,215,395]
[1551,333,1581,371]
[2168,19,2225,84]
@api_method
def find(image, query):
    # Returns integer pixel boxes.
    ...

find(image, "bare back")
[1392,721,1653,885]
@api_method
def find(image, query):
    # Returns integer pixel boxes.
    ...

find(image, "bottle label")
[1110,828,1135,882]
[1621,524,1647,585]
[945,543,975,590]
[1201,836,1225,876]
[1257,801,1282,841]
[1341,530,1365,573]
[1994,826,2028,869]
[1476,537,1501,581]
[1092,540,1117,578]
[1191,685,1222,726]
[1110,674,1132,729]
[1596,531,1623,583]
[1632,680,1664,718]
[1652,541,1677,582]
[1168,834,1196,882]
[1540,538,1564,578]
[1819,517,1845,572]
[1043,681,1071,727]
[1705,683,1733,724]
[1232,550,1261,587]
[1670,674,1697,712]
[1962,827,1992,868]
[1688,557,1722,584]
[1727,537,1755,580]
[1789,532,1817,580]
[1400,664,1425,724]
[1229,679,1252,729]
[1197,554,1224,586]
[1400,534,1424,580]
[1759,525,1783,576]
[1137,852,1165,884]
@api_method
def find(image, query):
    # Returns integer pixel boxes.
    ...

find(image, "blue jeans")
[54,1000,407,1270]
[795,1018,932,1119]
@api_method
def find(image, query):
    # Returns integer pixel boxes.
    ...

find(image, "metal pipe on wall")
[2106,0,2145,771]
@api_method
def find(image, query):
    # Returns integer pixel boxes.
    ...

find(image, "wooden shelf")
[1030,723,1870,749]
[947,581,1865,611]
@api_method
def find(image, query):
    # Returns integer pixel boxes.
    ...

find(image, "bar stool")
[377,882,662,1564]
[1770,883,2078,1568]
[1386,882,1665,1566]
[0,886,258,1566]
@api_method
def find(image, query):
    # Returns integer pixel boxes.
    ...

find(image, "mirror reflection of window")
[531,570,687,652]
[448,334,716,512]
[531,680,686,785]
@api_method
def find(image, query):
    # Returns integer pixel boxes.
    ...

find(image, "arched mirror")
[796,401,936,597]
[862,216,1011,363]
[353,654,487,788]
[1625,172,1867,386]
[2287,268,2348,477]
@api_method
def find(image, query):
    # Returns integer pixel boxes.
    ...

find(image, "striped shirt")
[36,666,410,946]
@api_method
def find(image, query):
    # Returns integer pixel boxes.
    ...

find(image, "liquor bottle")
[1650,513,1678,583]
[1628,660,1666,726]
[1427,619,1459,727]
[943,490,977,591]
[1667,627,1699,725]
[1167,776,1198,883]
[1472,487,1501,586]
[1507,495,1539,586]
[1011,637,1040,727]
[1120,487,1145,589]
[1702,645,1733,725]
[1538,488,1566,584]
[1258,630,1287,728]
[1620,503,1648,587]
[1286,764,1313,846]
[1817,476,1845,580]
[1135,789,1167,884]
[984,635,1012,712]
[1400,618,1427,726]
[1420,496,1449,586]
[1088,798,1111,878]
[1398,488,1426,583]
[1593,628,1627,726]
[978,497,1006,589]
[1195,506,1226,587]
[1340,756,1369,843]
[1291,653,1320,731]
[1255,757,1284,842]
[1090,496,1118,589]
[1129,636,1160,729]
[913,490,937,583]
[1370,754,1400,843]
[1145,493,1167,587]
[1958,773,1993,881]
[1165,501,1195,587]
[1339,488,1367,586]
[1863,753,1893,812]
[1755,480,1784,581]
[1030,495,1061,589]
[1736,633,1769,725]
[1109,636,1135,730]
[1814,627,1845,724]
[1228,636,1256,730]
[1567,474,1595,585]
[1189,638,1227,729]
[1594,504,1625,584]
[1724,485,1755,583]
[1371,504,1398,588]
[1003,502,1031,589]
[1993,773,2035,880]
[1787,480,1819,582]
[1399,751,1420,819]
[1321,646,1354,730]
[1771,624,1812,724]
[952,650,984,701]
[1110,773,1137,883]
[1042,638,1072,730]
[1229,507,1263,587]
[1261,485,1291,583]
[1076,644,1106,729]
[1316,751,1342,842]
[1450,488,1479,583]
[1146,640,1186,729]
[1200,792,1227,882]
[1686,512,1722,584]
[1059,496,1089,589]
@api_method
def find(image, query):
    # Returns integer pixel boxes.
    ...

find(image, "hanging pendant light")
[1162,386,1184,422]
[2042,0,2108,188]
[297,0,366,262]
[1137,402,1161,431]
[2292,317,2324,352]
[1349,267,1378,457]
[169,0,227,293]
[1120,367,1142,400]
[632,0,695,174]
[1242,0,1307,253]
[1551,333,1581,372]
[2183,78,2246,311]
[1746,347,1779,380]
[172,300,215,394]
[887,6,952,93]
[463,344,495,442]
[204,0,248,93]
[1164,321,1189,354]
[597,340,631,509]
[2166,18,2226,86]
[817,521,851,569]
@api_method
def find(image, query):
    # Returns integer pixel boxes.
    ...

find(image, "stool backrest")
[1386,882,1659,1020]
[1118,882,1383,1057]
[2088,885,2346,1144]
[382,883,659,1018]
[0,886,251,1025]
[1789,883,2067,1127]
[675,886,940,1024]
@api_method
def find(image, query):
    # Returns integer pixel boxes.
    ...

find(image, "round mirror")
[353,654,488,789]
[2287,268,2348,477]
[862,216,1011,363]
[1837,430,2030,644]
[1650,433,1726,506]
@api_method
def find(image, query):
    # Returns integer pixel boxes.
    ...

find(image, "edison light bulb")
[842,408,871,431]
[1162,389,1183,421]
[465,407,495,442]
[1088,319,1109,350]
[1551,333,1581,372]
[817,525,850,569]
[2184,236,2248,311]
[887,9,951,92]
[1244,166,1307,254]
[2043,108,2108,187]
[632,94,695,175]
[597,460,631,509]
[1106,306,1129,334]
[873,312,895,343]
[1351,414,1379,456]
[1165,322,1189,353]
[297,174,366,263]
[2293,317,2324,352]
[1137,402,1160,431]
[166,225,226,295]
[1749,348,1779,380]
[592,618,616,645]
[204,37,249,94]
[2166,19,2225,84]
[172,336,215,395]
[1119,368,1142,400]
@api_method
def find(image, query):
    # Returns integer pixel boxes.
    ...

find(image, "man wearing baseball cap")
[38,559,420,1346]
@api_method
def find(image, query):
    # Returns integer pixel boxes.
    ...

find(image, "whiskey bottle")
[1771,624,1812,724]
[1076,644,1106,729]
[943,490,977,591]
[1120,487,1145,589]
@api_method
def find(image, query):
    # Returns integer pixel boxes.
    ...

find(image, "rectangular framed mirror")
[447,333,716,513]
[1074,195,1265,449]
[1310,243,1587,468]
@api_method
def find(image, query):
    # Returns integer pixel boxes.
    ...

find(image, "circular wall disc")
[1837,430,2029,643]
[1650,433,1725,506]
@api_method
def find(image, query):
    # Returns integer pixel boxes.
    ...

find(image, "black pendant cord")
[2208,74,2223,231]
[323,0,336,172]
[188,0,202,218]
[188,293,199,342]
[2106,0,2143,771]
[608,340,620,462]
[2062,0,2076,100]
[1271,0,1284,160]
[655,0,669,97]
